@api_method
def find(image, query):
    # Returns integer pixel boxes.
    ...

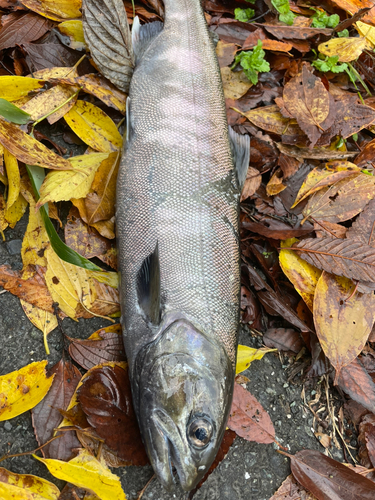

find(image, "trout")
[83,0,249,491]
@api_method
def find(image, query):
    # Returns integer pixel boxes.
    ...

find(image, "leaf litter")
[1,0,375,498]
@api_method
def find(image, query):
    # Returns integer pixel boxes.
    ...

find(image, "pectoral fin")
[229,126,250,192]
[137,244,161,325]
[132,16,164,64]
[82,0,134,92]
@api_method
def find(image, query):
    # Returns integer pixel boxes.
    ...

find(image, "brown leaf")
[68,324,125,370]
[77,364,149,465]
[23,41,86,71]
[293,237,375,282]
[216,40,237,68]
[290,449,375,499]
[0,264,54,312]
[240,167,261,201]
[279,66,334,147]
[263,328,303,353]
[262,24,332,40]
[266,168,286,196]
[302,173,375,224]
[359,414,375,469]
[227,383,275,444]
[347,198,375,247]
[32,359,81,461]
[277,143,356,161]
[269,473,317,499]
[0,12,53,50]
[71,198,116,240]
[355,138,375,170]
[278,153,301,180]
[338,357,375,414]
[242,216,314,239]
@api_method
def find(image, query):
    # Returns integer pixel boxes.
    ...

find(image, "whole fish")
[83,0,249,491]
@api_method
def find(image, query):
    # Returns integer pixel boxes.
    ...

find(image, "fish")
[82,0,250,491]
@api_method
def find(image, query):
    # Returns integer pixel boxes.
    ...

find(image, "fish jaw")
[133,318,234,491]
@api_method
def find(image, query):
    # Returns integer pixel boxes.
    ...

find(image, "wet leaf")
[21,301,57,350]
[263,328,304,353]
[347,198,375,247]
[228,383,276,444]
[0,360,54,421]
[36,153,110,208]
[77,364,149,465]
[293,236,375,282]
[4,193,28,228]
[72,198,115,239]
[314,272,375,382]
[266,168,286,196]
[32,359,81,461]
[0,467,60,500]
[244,104,303,136]
[0,75,45,101]
[34,449,126,500]
[0,11,53,50]
[289,449,375,499]
[277,143,356,161]
[216,41,237,68]
[269,474,317,499]
[292,161,361,208]
[64,101,122,153]
[242,216,314,240]
[262,24,332,40]
[338,357,375,413]
[21,0,82,21]
[240,166,262,201]
[318,37,367,62]
[0,98,30,124]
[279,238,322,311]
[236,345,276,374]
[355,138,375,169]
[221,67,252,100]
[57,20,86,51]
[302,173,375,224]
[359,414,375,468]
[68,324,125,370]
[4,148,20,210]
[20,189,49,268]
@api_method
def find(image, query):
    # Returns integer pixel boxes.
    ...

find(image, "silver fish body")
[115,0,247,491]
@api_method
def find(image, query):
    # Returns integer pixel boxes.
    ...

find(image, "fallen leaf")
[277,143,356,160]
[21,0,82,21]
[330,0,374,15]
[313,272,375,382]
[0,75,45,101]
[318,37,367,62]
[354,138,375,170]
[0,360,54,421]
[34,449,126,500]
[263,328,304,353]
[68,324,125,370]
[23,42,85,71]
[227,383,276,444]
[0,11,53,50]
[20,190,49,268]
[269,473,317,499]
[338,357,375,413]
[216,41,237,67]
[0,467,60,500]
[57,20,86,51]
[302,173,375,224]
[32,359,81,461]
[236,345,276,374]
[279,238,322,311]
[64,101,123,153]
[240,166,262,201]
[293,236,375,283]
[242,216,314,240]
[78,364,149,465]
[4,193,28,228]
[266,168,286,196]
[292,161,361,208]
[289,449,375,499]
[72,198,115,239]
[244,105,303,136]
[221,67,252,100]
[20,301,57,350]
[356,21,375,47]
[4,148,20,210]
[347,198,375,247]
[36,153,110,208]
[262,24,332,40]
[359,414,375,468]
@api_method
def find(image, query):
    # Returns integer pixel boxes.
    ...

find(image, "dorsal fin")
[132,17,163,64]
[228,126,250,192]
[137,244,161,325]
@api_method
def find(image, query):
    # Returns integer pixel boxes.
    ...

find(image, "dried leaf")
[338,357,375,413]
[72,198,115,239]
[68,324,125,370]
[359,414,375,468]
[314,272,375,382]
[21,301,57,344]
[277,143,356,160]
[21,190,49,268]
[0,75,45,101]
[0,361,54,421]
[32,359,81,461]
[4,193,28,228]
[0,467,60,500]
[0,11,53,50]
[57,20,86,51]
[64,101,122,153]
[240,166,262,201]
[4,148,20,210]
[221,67,253,100]
[318,37,367,62]
[21,0,82,21]
[244,105,303,136]
[262,25,332,40]
[34,449,126,500]
[216,41,237,68]
[266,168,286,196]
[263,328,304,353]
[355,138,375,169]
[227,383,275,444]
[269,474,317,500]
[279,238,322,311]
[242,216,314,239]
[236,345,276,374]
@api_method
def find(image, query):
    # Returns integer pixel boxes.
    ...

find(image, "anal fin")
[137,243,161,325]
[229,126,250,192]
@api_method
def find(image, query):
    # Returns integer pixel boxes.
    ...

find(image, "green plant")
[337,29,349,37]
[310,8,340,29]
[232,40,270,85]
[312,55,348,73]
[234,7,255,22]
[271,0,296,26]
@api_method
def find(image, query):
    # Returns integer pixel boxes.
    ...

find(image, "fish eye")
[187,417,213,449]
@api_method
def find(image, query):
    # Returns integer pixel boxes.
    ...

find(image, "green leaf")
[312,55,348,73]
[233,41,270,85]
[234,7,254,22]
[337,29,349,38]
[0,98,31,124]
[26,164,102,271]
[245,0,256,3]
[271,0,296,25]
[279,11,296,25]
[311,9,339,29]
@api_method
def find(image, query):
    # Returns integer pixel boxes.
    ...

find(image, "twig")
[0,434,62,463]
[137,475,156,500]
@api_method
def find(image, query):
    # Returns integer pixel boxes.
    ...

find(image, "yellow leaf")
[57,20,86,50]
[236,345,276,374]
[34,449,126,500]
[71,198,116,239]
[0,76,44,101]
[31,67,78,79]
[20,0,82,21]
[0,194,8,238]
[0,117,71,170]
[21,301,58,355]
[89,270,118,288]
[266,168,286,196]
[64,101,123,152]
[318,37,367,62]
[292,161,361,208]
[4,148,20,210]
[0,467,60,500]
[314,272,375,383]
[5,193,28,228]
[279,238,321,312]
[356,21,375,47]
[220,67,252,100]
[244,105,302,136]
[21,191,49,268]
[0,361,54,421]
[36,153,110,208]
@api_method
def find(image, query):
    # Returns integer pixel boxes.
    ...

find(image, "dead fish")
[82,0,249,491]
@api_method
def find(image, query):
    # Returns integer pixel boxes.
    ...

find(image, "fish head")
[133,318,234,491]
